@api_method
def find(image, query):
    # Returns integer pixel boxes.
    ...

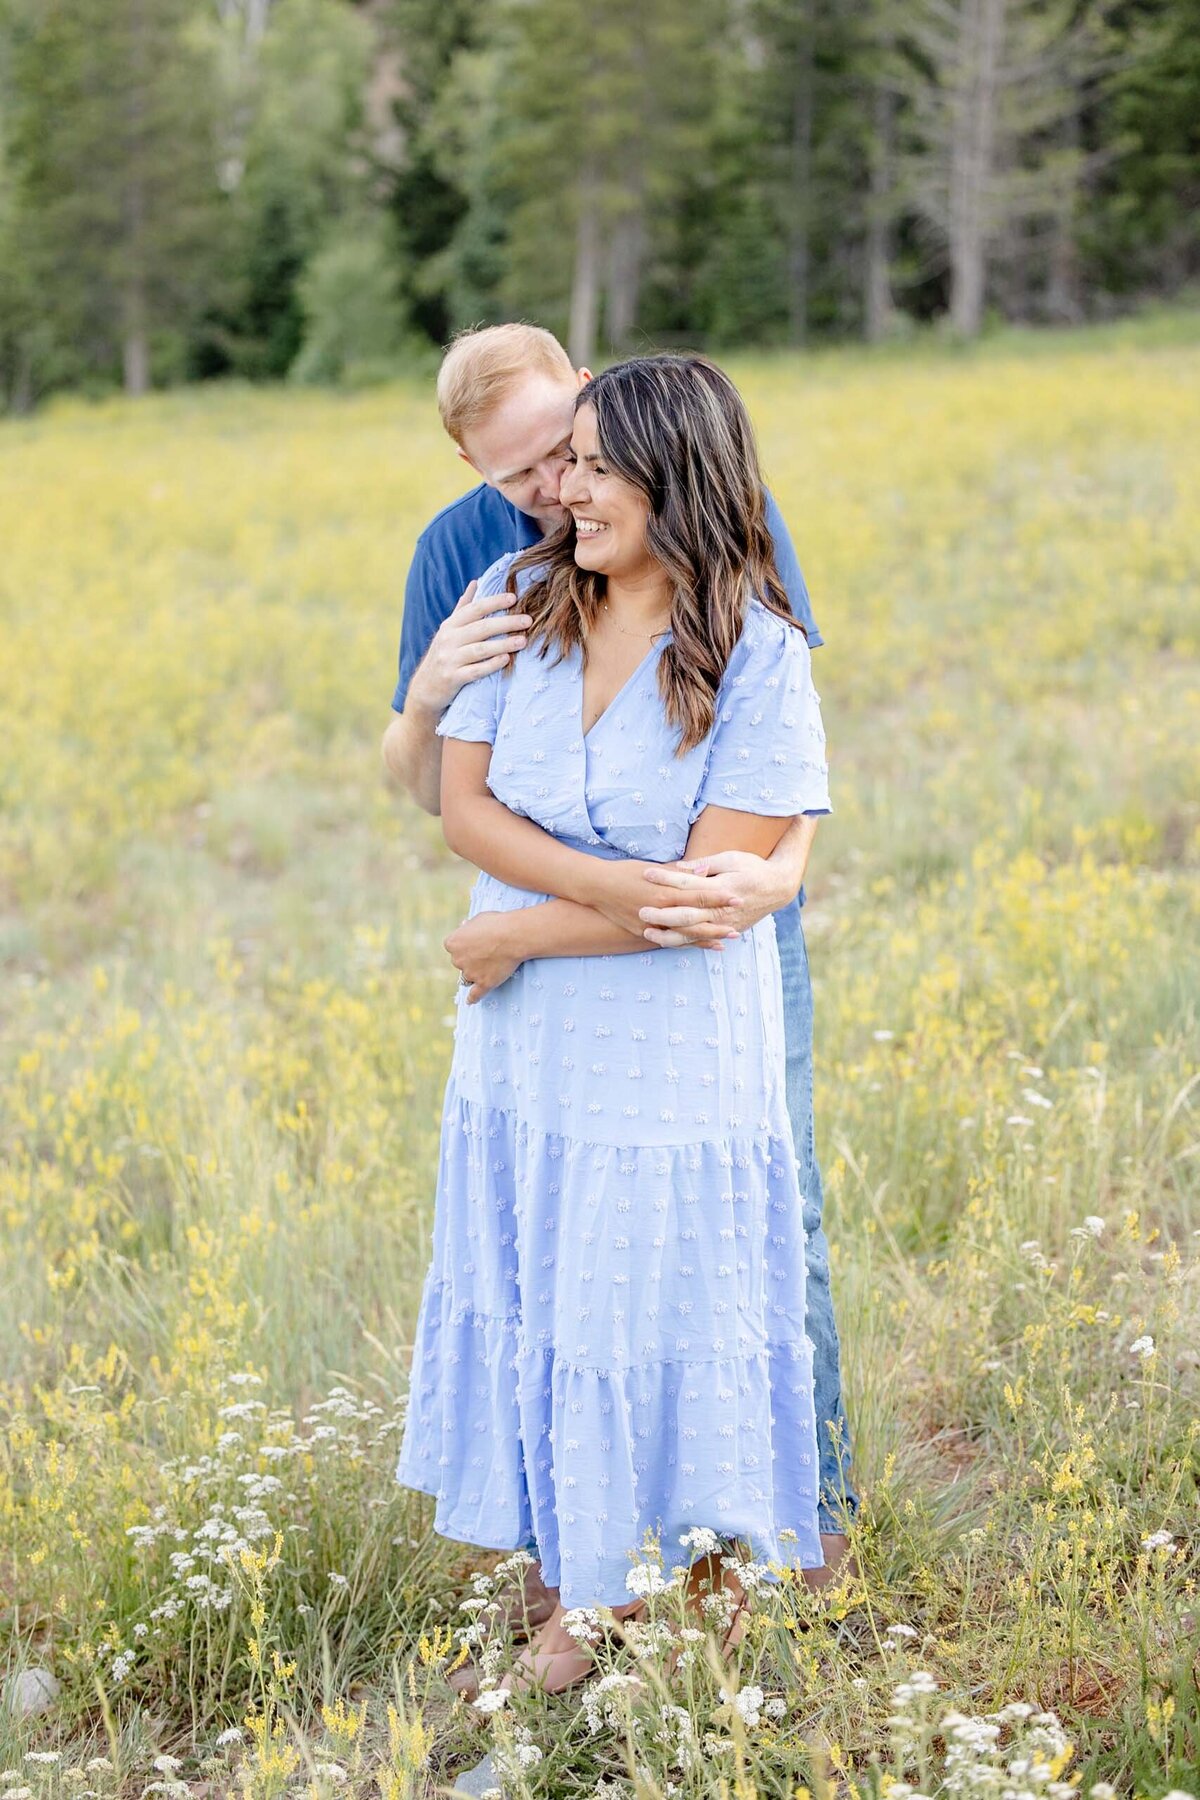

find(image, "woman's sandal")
[494,1636,598,1697]
[448,1568,559,1700]
[608,1559,750,1685]
[490,1598,647,1700]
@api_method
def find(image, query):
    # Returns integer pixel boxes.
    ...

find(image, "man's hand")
[588,858,740,947]
[638,850,793,947]
[444,911,523,1004]
[406,579,532,716]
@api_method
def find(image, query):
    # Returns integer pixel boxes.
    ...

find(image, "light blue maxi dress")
[396,552,832,1607]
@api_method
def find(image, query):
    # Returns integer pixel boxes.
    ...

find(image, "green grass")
[0,315,1197,1799]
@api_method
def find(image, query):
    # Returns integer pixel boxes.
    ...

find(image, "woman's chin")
[572,542,608,571]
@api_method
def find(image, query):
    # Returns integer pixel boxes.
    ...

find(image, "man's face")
[459,368,591,528]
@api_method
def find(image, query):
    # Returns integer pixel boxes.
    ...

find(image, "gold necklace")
[600,600,671,641]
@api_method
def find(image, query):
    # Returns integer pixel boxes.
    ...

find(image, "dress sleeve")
[433,551,520,745]
[691,609,831,818]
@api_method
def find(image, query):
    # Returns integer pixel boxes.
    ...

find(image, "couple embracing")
[382,324,857,1698]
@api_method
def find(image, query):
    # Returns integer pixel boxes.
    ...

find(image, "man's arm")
[764,489,823,646]
[381,555,532,816]
[638,814,819,946]
[445,784,798,998]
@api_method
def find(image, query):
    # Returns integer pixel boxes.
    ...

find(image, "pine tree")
[8,0,222,393]
[891,0,1109,336]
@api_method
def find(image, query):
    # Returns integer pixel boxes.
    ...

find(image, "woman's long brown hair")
[506,353,803,755]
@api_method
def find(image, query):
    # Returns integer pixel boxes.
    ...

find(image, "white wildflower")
[724,1684,764,1727]
[625,1561,672,1598]
[1142,1530,1174,1551]
[215,1728,243,1748]
[886,1623,919,1640]
[24,1753,62,1765]
[562,1607,603,1644]
[473,1688,509,1715]
[679,1526,722,1554]
[1022,1089,1053,1109]
[1129,1335,1156,1360]
[893,1672,939,1703]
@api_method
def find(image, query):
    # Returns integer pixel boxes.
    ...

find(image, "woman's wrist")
[496,909,530,962]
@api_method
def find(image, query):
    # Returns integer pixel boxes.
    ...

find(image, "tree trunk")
[864,79,895,341]
[606,204,644,351]
[1046,108,1082,322]
[949,0,1005,337]
[123,0,151,394]
[11,341,34,417]
[123,296,150,395]
[788,0,814,346]
[569,162,601,368]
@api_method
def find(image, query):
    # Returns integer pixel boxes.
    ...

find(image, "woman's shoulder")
[476,549,547,600]
[724,596,811,681]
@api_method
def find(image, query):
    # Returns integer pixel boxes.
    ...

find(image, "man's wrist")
[402,676,446,726]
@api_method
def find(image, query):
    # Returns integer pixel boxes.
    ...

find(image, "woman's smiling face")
[559,403,655,582]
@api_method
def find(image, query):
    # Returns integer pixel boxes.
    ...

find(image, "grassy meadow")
[0,317,1197,1799]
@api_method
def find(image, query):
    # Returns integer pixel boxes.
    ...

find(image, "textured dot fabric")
[395,553,831,1606]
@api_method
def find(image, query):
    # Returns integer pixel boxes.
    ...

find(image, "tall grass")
[1,319,1196,1798]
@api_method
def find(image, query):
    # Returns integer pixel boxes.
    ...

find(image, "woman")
[395,354,831,1693]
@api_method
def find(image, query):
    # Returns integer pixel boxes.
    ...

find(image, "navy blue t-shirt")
[391,483,822,713]
[391,481,824,923]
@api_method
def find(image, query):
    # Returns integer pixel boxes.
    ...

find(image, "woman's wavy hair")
[506,352,803,754]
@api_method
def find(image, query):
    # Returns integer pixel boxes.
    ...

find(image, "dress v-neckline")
[579,633,670,743]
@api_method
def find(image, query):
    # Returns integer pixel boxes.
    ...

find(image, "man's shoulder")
[415,482,514,564]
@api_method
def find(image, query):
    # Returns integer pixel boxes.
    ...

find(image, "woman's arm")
[441,738,694,939]
[491,803,794,961]
[444,738,798,996]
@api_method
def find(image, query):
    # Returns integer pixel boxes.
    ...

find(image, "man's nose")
[538,457,567,500]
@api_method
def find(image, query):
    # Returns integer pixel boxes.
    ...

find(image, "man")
[382,321,857,1598]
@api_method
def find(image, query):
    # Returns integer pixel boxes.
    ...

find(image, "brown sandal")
[610,1555,749,1682]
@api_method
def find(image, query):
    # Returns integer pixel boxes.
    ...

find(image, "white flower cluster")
[561,1606,604,1645]
[719,1683,765,1727]
[651,1701,699,1773]
[625,1560,676,1599]
[581,1671,644,1736]
[888,1677,1082,1797]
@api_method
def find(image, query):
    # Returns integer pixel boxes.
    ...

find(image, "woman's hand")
[444,911,523,1004]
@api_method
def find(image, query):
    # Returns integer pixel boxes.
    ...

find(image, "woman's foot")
[448,1560,559,1700]
[615,1553,748,1688]
[494,1599,630,1698]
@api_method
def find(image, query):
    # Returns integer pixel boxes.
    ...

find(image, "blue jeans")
[775,896,858,1534]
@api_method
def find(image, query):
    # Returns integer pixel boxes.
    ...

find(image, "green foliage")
[4,0,223,399]
[289,218,414,385]
[0,0,1195,404]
